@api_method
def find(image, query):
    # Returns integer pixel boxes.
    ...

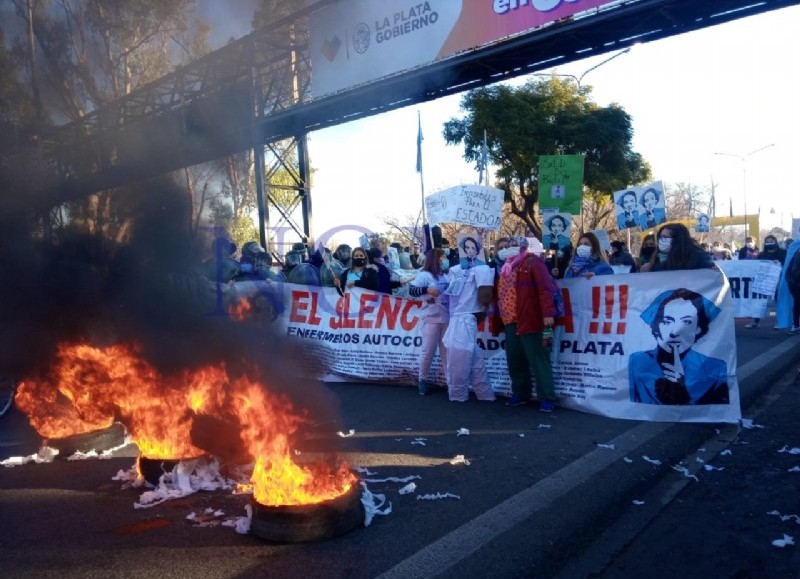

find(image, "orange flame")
[229,298,253,321]
[16,341,355,505]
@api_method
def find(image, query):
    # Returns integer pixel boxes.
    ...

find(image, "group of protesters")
[205,221,800,408]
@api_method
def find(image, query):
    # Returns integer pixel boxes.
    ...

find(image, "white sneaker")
[789,327,800,335]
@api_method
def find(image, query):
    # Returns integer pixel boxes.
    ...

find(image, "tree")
[3,0,209,248]
[665,182,711,221]
[443,77,650,237]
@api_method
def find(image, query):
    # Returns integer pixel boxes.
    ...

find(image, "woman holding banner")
[640,224,715,273]
[409,249,451,396]
[564,233,613,279]
[334,247,378,295]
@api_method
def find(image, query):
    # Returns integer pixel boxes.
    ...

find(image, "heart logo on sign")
[321,36,342,62]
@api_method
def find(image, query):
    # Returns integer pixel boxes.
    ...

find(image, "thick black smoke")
[0,178,343,447]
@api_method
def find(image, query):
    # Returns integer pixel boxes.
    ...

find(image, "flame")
[17,341,355,505]
[229,298,253,320]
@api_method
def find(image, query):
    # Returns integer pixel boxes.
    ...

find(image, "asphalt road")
[1,318,799,579]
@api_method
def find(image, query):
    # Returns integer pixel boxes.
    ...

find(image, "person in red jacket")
[496,237,558,412]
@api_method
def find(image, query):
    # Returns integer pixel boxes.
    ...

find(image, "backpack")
[786,251,800,290]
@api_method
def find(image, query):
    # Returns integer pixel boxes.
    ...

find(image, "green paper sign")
[538,155,584,215]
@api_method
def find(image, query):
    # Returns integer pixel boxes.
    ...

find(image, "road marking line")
[378,337,800,579]
[376,421,671,579]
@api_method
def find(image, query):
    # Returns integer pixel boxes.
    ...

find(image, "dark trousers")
[791,285,800,327]
[504,323,555,401]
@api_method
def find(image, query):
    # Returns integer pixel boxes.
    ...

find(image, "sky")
[300,3,800,248]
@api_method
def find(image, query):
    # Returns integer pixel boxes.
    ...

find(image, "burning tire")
[47,422,126,457]
[251,482,364,543]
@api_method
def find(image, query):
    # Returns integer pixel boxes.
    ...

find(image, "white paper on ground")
[596,443,615,450]
[772,534,795,548]
[778,446,800,455]
[642,456,662,466]
[363,475,421,484]
[417,492,461,500]
[361,483,392,526]
[398,482,417,495]
[767,510,800,524]
[740,418,765,429]
[671,465,699,481]
[133,457,235,509]
[1,445,59,467]
[220,504,251,534]
[337,429,356,438]
[449,455,471,466]
[456,428,470,436]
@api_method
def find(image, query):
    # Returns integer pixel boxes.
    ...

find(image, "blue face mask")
[240,263,253,273]
[440,259,450,272]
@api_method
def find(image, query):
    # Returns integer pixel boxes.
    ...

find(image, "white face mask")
[658,238,672,253]
[746,242,755,249]
[576,245,592,258]
[497,247,521,261]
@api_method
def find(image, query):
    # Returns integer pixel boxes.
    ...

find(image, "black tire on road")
[251,483,364,543]
[47,423,127,457]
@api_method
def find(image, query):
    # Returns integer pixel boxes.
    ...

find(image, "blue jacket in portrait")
[617,210,641,230]
[637,208,667,230]
[542,234,571,250]
[629,347,729,405]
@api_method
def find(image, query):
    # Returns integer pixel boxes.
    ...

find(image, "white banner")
[425,185,505,230]
[716,260,782,318]
[237,268,740,423]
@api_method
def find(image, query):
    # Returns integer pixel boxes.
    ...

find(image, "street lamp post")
[714,143,775,240]
[531,46,633,89]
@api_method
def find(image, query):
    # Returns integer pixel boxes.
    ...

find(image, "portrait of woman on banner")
[629,288,729,406]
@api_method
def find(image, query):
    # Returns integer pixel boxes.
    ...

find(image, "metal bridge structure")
[32,0,799,249]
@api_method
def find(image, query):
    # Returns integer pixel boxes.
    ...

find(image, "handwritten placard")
[425,185,504,230]
[751,261,782,297]
[538,154,584,214]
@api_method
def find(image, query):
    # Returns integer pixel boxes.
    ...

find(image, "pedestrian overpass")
[26,0,799,247]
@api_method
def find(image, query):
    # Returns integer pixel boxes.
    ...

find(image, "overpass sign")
[310,0,617,97]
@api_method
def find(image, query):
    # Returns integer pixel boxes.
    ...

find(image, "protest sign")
[613,189,642,230]
[716,260,781,318]
[638,181,667,230]
[538,155,584,214]
[425,184,504,230]
[542,212,572,250]
[695,213,710,233]
[238,267,740,424]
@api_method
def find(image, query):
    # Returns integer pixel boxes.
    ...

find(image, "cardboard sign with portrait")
[695,213,710,233]
[456,232,486,266]
[541,212,573,251]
